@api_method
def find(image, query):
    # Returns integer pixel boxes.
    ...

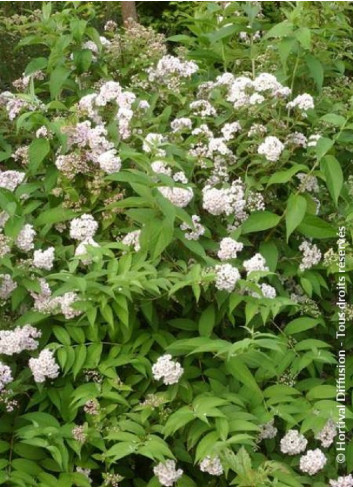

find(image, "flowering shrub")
[0,2,352,487]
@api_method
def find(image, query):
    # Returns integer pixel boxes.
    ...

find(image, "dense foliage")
[0,2,352,487]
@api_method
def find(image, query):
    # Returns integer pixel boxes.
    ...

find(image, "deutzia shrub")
[0,2,352,487]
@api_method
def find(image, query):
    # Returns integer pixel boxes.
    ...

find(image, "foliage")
[0,2,352,487]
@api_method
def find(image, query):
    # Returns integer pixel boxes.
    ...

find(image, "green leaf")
[320,155,343,206]
[296,27,311,50]
[49,65,71,99]
[285,194,307,241]
[25,57,48,76]
[28,138,50,174]
[140,217,174,260]
[241,211,280,234]
[307,385,336,400]
[284,317,321,335]
[305,55,324,90]
[267,164,307,186]
[315,137,333,160]
[105,442,136,461]
[227,357,262,397]
[198,304,215,337]
[35,206,77,227]
[265,20,293,38]
[297,215,336,239]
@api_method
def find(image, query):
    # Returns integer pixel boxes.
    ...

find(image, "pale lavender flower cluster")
[243,253,269,276]
[257,419,278,441]
[329,475,353,487]
[16,224,36,252]
[299,448,327,475]
[153,460,183,487]
[0,362,13,391]
[29,348,60,383]
[121,230,141,251]
[299,241,322,271]
[199,456,223,476]
[280,430,308,455]
[0,170,25,191]
[152,354,183,385]
[70,214,98,241]
[217,237,243,261]
[0,274,17,300]
[180,215,205,241]
[33,247,55,270]
[215,263,240,292]
[0,325,41,355]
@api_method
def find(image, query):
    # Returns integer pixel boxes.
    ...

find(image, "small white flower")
[299,241,321,271]
[152,354,183,385]
[258,136,284,162]
[16,224,36,252]
[200,456,223,476]
[29,349,60,383]
[97,149,121,174]
[243,253,269,276]
[217,237,243,261]
[215,264,240,292]
[0,362,13,390]
[299,448,327,475]
[280,429,308,455]
[70,214,98,241]
[153,460,183,487]
[33,247,55,270]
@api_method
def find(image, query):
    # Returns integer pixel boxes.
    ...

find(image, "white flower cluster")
[190,100,217,117]
[258,136,284,162]
[61,292,81,319]
[243,253,269,276]
[221,121,241,140]
[29,348,60,383]
[299,240,321,271]
[121,230,141,251]
[70,214,98,241]
[158,186,193,208]
[308,134,321,147]
[330,475,353,487]
[287,93,314,112]
[280,429,308,455]
[258,419,278,441]
[31,279,81,319]
[75,238,99,265]
[16,224,36,252]
[199,456,223,476]
[0,362,13,390]
[299,448,327,475]
[315,419,337,448]
[171,117,192,133]
[148,55,198,88]
[202,180,246,218]
[152,354,183,385]
[143,133,166,156]
[180,215,205,241]
[33,247,55,270]
[151,160,172,176]
[215,264,240,292]
[97,149,121,174]
[220,72,290,110]
[153,460,183,487]
[0,274,17,300]
[297,173,319,193]
[250,283,277,299]
[0,325,41,355]
[217,237,243,261]
[0,170,25,191]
